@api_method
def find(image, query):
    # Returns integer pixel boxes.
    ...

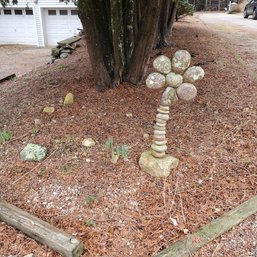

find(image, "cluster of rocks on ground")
[50,35,83,63]
[51,44,76,63]
[20,92,95,163]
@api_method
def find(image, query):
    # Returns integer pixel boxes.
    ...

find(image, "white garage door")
[0,8,37,45]
[44,9,82,46]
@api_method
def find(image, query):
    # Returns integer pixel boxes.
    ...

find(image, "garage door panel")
[0,9,37,45]
[44,8,82,46]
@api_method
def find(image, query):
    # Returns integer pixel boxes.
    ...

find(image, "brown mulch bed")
[0,16,256,257]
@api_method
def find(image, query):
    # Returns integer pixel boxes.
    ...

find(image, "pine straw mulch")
[0,15,256,257]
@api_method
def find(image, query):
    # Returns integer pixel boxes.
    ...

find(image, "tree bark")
[78,0,176,90]
[125,0,162,84]
[78,1,113,91]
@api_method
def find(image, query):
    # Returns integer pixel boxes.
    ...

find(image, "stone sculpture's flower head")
[146,50,204,102]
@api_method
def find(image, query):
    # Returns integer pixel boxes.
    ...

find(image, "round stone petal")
[153,55,171,74]
[166,72,183,88]
[168,87,178,103]
[176,83,197,101]
[171,50,191,74]
[146,72,166,89]
[183,66,205,83]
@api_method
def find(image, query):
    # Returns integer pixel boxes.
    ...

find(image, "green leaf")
[0,130,12,144]
[85,219,96,227]
[85,195,97,205]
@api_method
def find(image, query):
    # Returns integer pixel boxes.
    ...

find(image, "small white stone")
[82,138,96,147]
[170,217,178,226]
[34,119,41,126]
[143,133,150,140]
[183,229,189,234]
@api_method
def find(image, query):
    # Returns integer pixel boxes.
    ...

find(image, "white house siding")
[0,0,82,46]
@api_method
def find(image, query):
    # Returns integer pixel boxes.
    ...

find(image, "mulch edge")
[154,195,257,257]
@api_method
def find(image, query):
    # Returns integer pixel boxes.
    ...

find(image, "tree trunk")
[154,0,177,48]
[78,0,176,90]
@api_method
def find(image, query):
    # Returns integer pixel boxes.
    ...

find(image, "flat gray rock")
[20,143,47,162]
[60,52,70,59]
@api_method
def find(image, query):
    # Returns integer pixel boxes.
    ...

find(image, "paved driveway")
[0,45,50,79]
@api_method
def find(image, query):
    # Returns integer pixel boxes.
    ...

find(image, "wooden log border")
[0,73,16,83]
[0,201,84,257]
[154,195,257,257]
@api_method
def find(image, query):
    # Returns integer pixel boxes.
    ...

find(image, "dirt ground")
[0,45,50,79]
[0,13,256,257]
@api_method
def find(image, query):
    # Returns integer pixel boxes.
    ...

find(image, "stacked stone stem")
[151,104,170,158]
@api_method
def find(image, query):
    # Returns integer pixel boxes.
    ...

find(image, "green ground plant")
[104,138,128,163]
[0,130,12,144]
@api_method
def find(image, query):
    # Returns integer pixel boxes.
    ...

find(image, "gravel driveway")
[199,12,257,32]
[0,45,50,79]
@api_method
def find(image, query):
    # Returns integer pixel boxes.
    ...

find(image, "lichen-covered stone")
[154,130,166,135]
[183,66,205,83]
[156,122,166,127]
[160,86,178,105]
[153,140,167,145]
[151,144,167,152]
[152,151,166,158]
[60,52,70,59]
[156,113,169,121]
[168,87,178,102]
[139,150,179,177]
[153,55,171,74]
[43,106,55,114]
[154,125,166,131]
[153,135,166,141]
[157,108,169,114]
[176,83,197,101]
[171,50,191,74]
[20,143,47,162]
[64,93,74,105]
[166,72,183,88]
[146,72,166,89]
[159,105,170,111]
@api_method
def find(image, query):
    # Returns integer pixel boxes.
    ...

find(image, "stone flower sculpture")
[139,50,204,177]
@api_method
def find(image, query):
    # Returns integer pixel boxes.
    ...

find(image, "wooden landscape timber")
[0,73,16,83]
[57,36,82,47]
[0,201,84,257]
[154,195,257,257]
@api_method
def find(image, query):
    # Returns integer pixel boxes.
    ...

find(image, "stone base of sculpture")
[139,150,179,177]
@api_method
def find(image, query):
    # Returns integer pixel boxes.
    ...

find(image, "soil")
[0,14,256,257]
